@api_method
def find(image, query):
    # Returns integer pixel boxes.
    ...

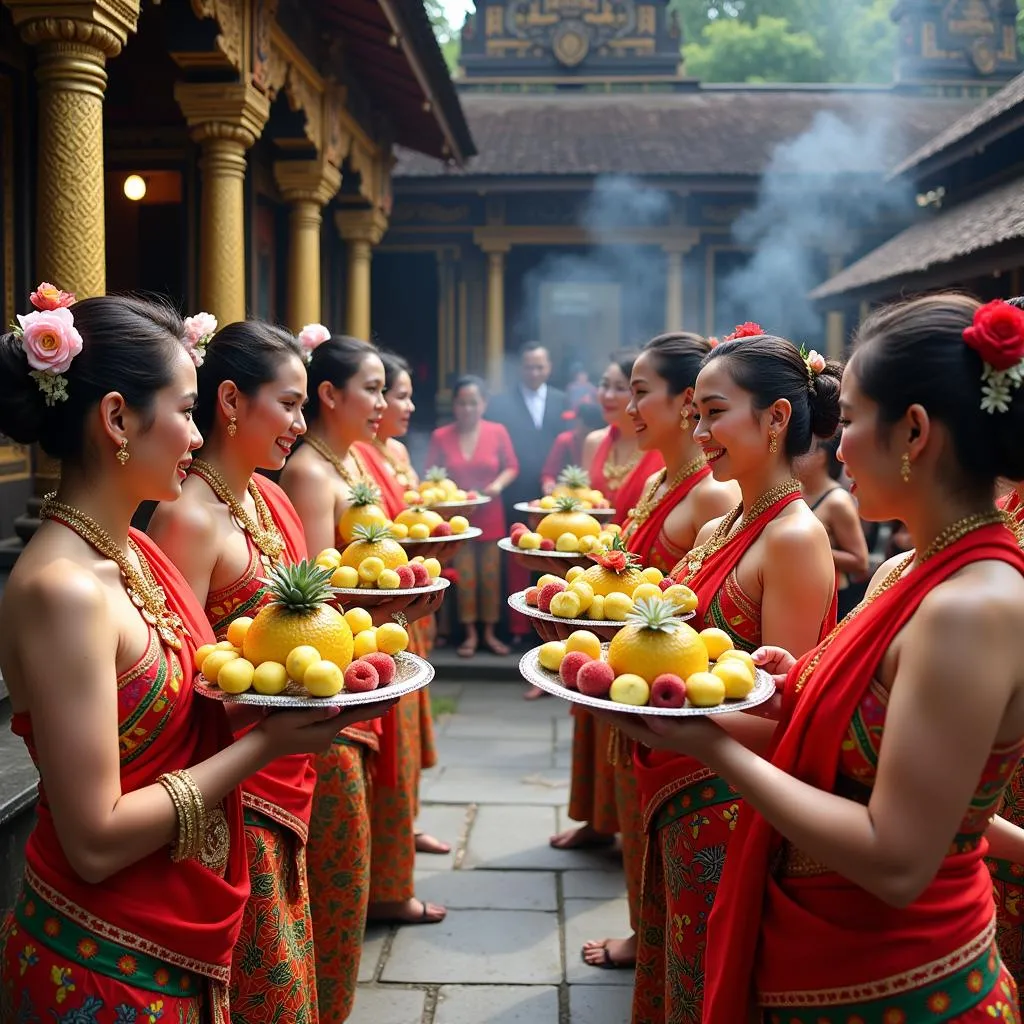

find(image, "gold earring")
[116,439,130,466]
[227,416,238,438]
[680,408,690,431]
[768,430,778,455]
[901,452,911,483]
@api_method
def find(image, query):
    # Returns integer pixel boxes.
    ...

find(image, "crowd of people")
[1,282,1024,1024]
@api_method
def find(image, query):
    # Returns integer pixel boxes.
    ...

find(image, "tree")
[425,0,462,74]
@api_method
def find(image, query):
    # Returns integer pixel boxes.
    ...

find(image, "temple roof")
[393,88,975,179]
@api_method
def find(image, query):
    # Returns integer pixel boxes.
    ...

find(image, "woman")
[541,403,605,493]
[581,350,664,523]
[353,351,452,917]
[147,320,321,1020]
[795,433,871,617]
[0,292,384,1021]
[615,330,840,1023]
[638,295,1024,1023]
[426,375,518,658]
[280,335,445,1017]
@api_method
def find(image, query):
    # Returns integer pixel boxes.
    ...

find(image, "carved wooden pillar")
[824,252,847,360]
[175,82,269,325]
[663,234,698,334]
[482,241,509,391]
[335,208,388,342]
[274,158,342,331]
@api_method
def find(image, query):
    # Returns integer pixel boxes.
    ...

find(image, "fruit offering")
[528,599,760,710]
[536,497,602,546]
[523,571,698,623]
[337,482,390,543]
[315,529,442,591]
[403,466,481,506]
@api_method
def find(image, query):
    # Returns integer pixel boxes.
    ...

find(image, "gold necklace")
[304,435,373,488]
[40,494,183,650]
[373,438,415,489]
[1001,491,1024,548]
[626,455,707,529]
[794,509,1006,694]
[190,459,285,562]
[682,478,801,580]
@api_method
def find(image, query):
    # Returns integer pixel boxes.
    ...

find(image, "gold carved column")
[824,251,847,360]
[483,242,509,391]
[274,158,342,331]
[663,235,698,333]
[175,82,269,325]
[335,208,388,342]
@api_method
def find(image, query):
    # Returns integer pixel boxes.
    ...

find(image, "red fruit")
[537,580,567,613]
[362,652,397,686]
[466,490,479,500]
[509,521,528,535]
[576,660,615,699]
[431,521,453,537]
[650,673,687,709]
[395,565,416,589]
[559,651,592,690]
[525,586,540,607]
[539,538,555,551]
[408,562,431,587]
[344,659,380,693]
[658,577,675,592]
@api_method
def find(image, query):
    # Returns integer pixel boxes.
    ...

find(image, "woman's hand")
[256,699,398,758]
[590,707,727,760]
[378,588,446,627]
[484,480,504,497]
[752,645,796,687]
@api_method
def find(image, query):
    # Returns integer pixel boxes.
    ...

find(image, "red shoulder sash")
[353,441,406,519]
[622,464,711,566]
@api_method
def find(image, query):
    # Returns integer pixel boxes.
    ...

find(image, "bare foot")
[550,824,616,850]
[581,933,637,969]
[368,897,446,925]
[523,685,550,701]
[415,832,451,855]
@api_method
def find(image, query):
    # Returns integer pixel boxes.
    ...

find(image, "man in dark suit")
[487,342,569,659]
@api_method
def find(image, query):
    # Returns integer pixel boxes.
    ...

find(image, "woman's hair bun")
[0,329,46,445]
[808,360,843,439]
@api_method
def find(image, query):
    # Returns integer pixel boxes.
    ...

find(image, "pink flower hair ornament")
[798,345,827,381]
[182,312,218,367]
[297,323,331,362]
[10,283,82,406]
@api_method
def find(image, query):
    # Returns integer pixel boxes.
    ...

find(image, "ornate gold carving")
[17,17,125,57]
[325,85,352,168]
[273,157,341,207]
[284,64,322,154]
[335,207,389,246]
[637,4,655,34]
[486,6,503,34]
[188,0,244,71]
[251,0,278,90]
[174,81,269,149]
[6,0,139,53]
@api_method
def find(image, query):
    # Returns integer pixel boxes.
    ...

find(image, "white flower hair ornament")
[183,312,218,367]
[297,323,331,363]
[962,300,1024,415]
[11,283,81,406]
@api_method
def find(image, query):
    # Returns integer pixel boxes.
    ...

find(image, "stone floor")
[350,678,634,1024]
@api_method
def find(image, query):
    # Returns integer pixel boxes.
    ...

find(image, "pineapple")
[338,482,389,543]
[340,522,409,570]
[553,465,591,499]
[243,561,353,670]
[425,465,458,498]
[536,496,602,542]
[607,598,708,683]
[581,535,645,597]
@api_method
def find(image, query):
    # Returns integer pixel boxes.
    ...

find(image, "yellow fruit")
[606,524,622,535]
[565,629,601,660]
[338,482,390,543]
[217,657,255,694]
[353,629,378,658]
[550,591,582,618]
[449,516,469,534]
[603,592,634,621]
[376,622,409,655]
[662,584,698,614]
[699,628,735,661]
[423,558,442,579]
[581,543,645,597]
[588,594,606,620]
[453,489,467,501]
[580,500,593,509]
[537,641,566,672]
[607,598,709,683]
[314,548,343,570]
[304,660,345,698]
[389,522,409,539]
[358,556,386,583]
[377,568,402,590]
[609,673,650,706]
[641,566,664,585]
[286,645,322,683]
[226,616,253,649]
[409,523,431,540]
[252,660,289,695]
[203,649,239,683]
[517,532,542,550]
[537,574,563,590]
[686,671,726,707]
[340,523,408,571]
[330,565,360,589]
[577,536,596,554]
[396,506,439,530]
[569,579,595,612]
[712,660,755,699]
[194,643,217,673]
[565,565,585,583]
[215,639,236,651]
[344,607,374,634]
[717,649,757,676]
[403,490,422,505]
[632,583,664,603]
[539,496,557,510]
[537,497,602,542]
[556,532,580,552]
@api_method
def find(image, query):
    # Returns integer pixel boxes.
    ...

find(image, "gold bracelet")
[172,769,207,861]
[157,772,193,862]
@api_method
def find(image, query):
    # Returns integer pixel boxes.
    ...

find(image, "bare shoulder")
[9,557,107,628]
[388,439,411,463]
[148,486,217,547]
[919,561,1024,637]
[692,476,739,518]
[765,504,829,548]
[281,447,330,486]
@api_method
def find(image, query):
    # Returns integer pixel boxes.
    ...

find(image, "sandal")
[581,938,636,970]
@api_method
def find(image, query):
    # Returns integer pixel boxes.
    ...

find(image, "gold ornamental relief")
[17,17,125,56]
[553,22,589,66]
[284,65,323,154]
[189,0,244,71]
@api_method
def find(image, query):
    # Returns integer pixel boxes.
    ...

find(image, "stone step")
[430,648,525,683]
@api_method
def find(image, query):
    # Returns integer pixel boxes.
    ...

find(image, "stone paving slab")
[435,736,556,769]
[562,869,627,901]
[348,985,428,1023]
[358,922,391,982]
[434,984,560,1023]
[381,909,562,985]
[415,869,559,911]
[421,767,570,805]
[441,715,556,740]
[563,898,634,987]
[414,804,470,873]
[570,983,635,1023]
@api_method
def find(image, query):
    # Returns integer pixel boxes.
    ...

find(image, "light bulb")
[123,174,147,201]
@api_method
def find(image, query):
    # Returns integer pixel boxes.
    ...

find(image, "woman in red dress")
[612,329,839,1023]
[576,334,739,970]
[148,320,323,1021]
[427,375,519,658]
[541,403,605,493]
[0,294,378,1022]
[630,295,1024,1023]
